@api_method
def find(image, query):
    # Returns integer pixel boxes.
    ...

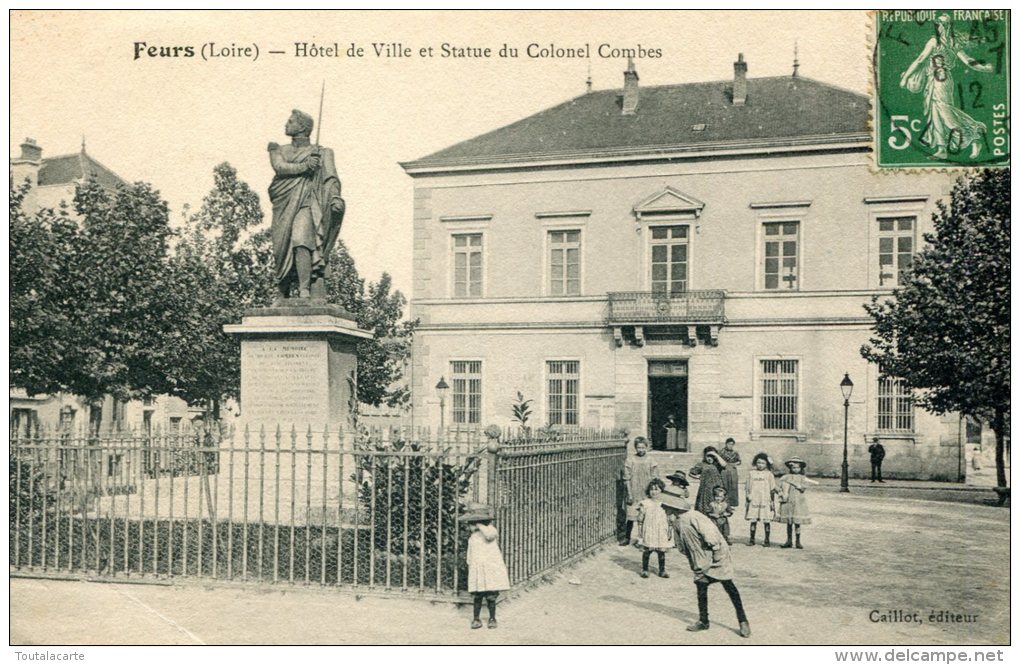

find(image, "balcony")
[606,290,726,347]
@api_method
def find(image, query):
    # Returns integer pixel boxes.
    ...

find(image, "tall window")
[547,360,580,426]
[762,221,799,290]
[113,399,128,430]
[549,230,581,295]
[760,360,798,430]
[451,360,482,424]
[877,216,914,287]
[878,376,914,432]
[650,225,688,293]
[452,234,483,297]
[58,406,77,431]
[11,408,39,438]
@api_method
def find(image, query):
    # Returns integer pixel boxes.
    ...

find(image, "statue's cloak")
[268,143,345,285]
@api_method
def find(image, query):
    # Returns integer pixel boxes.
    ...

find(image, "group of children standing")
[616,435,818,637]
[624,436,814,553]
[457,434,813,635]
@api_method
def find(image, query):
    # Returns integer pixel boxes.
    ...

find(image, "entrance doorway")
[648,360,688,451]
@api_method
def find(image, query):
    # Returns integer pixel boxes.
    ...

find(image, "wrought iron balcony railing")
[607,290,726,324]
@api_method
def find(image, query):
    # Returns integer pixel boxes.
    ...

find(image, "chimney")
[18,138,42,162]
[733,53,748,106]
[622,57,639,115]
[11,138,42,212]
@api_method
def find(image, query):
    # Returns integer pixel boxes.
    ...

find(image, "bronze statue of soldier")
[267,109,345,301]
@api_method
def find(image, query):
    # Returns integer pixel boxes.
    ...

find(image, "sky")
[10,10,871,296]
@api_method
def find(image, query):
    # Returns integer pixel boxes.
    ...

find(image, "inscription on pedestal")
[242,339,328,426]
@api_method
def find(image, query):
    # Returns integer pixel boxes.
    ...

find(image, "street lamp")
[840,372,854,493]
[435,376,450,430]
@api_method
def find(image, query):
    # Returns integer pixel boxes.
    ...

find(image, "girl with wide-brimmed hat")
[774,457,816,549]
[461,502,510,629]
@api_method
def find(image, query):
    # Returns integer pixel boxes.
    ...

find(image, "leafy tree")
[166,163,272,416]
[326,253,417,408]
[9,178,77,396]
[10,176,178,407]
[11,163,415,420]
[861,169,1009,498]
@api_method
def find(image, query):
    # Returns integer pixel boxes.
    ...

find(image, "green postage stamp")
[874,10,1009,168]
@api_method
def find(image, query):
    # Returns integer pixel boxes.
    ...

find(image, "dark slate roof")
[37,151,126,189]
[403,76,869,170]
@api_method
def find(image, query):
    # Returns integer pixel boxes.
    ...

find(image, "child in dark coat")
[706,485,734,545]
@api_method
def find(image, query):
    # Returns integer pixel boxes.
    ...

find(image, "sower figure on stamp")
[268,108,346,302]
[898,13,994,160]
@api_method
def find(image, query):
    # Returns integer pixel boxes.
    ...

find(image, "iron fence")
[492,428,628,585]
[10,424,627,597]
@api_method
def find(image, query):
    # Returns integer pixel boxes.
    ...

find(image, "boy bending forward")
[659,483,751,638]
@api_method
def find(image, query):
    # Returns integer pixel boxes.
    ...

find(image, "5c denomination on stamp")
[874,10,1009,168]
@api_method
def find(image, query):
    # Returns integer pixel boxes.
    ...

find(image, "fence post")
[483,425,501,508]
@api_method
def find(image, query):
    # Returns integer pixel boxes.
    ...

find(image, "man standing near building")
[869,437,886,483]
[268,109,345,301]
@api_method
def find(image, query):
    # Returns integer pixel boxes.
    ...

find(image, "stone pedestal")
[223,302,373,523]
[224,302,373,432]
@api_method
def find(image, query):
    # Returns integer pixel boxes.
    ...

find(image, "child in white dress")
[744,452,777,547]
[463,502,510,629]
[636,478,673,578]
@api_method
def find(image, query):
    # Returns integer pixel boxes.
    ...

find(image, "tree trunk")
[994,405,1009,506]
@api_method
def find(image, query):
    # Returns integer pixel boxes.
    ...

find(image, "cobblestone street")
[11,487,1009,645]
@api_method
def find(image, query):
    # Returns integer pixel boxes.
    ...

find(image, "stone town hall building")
[401,57,965,480]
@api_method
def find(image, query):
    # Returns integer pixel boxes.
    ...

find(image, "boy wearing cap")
[659,478,752,638]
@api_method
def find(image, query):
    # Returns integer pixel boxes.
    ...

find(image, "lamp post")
[840,372,854,493]
[436,376,450,430]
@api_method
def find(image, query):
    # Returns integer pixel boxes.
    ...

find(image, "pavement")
[811,478,1005,506]
[10,486,1010,645]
